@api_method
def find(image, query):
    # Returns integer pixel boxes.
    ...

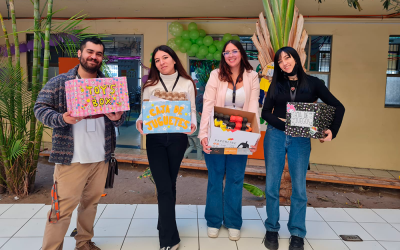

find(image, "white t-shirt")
[224,87,245,110]
[71,116,106,164]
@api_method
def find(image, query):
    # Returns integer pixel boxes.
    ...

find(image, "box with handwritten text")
[142,100,191,134]
[285,102,336,139]
[65,77,130,117]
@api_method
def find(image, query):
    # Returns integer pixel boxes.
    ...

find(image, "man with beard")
[34,37,126,250]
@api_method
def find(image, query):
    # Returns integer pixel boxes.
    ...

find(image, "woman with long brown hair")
[136,45,197,250]
[198,40,260,241]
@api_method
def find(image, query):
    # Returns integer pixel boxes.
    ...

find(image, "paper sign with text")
[65,77,130,117]
[142,101,191,134]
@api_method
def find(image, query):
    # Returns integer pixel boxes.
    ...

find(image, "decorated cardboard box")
[208,106,261,155]
[65,77,130,117]
[285,102,336,139]
[142,100,191,134]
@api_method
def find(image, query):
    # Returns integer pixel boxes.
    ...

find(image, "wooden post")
[279,155,292,205]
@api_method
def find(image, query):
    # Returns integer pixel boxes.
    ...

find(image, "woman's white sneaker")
[228,228,241,241]
[207,227,220,238]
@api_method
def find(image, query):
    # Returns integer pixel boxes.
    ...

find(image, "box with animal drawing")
[208,106,260,155]
[285,102,336,139]
[142,89,191,134]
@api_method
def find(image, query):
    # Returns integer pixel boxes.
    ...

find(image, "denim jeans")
[183,136,203,160]
[264,125,311,238]
[204,153,248,230]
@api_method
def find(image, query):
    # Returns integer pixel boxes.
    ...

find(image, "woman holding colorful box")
[198,40,260,241]
[261,47,345,250]
[136,45,197,250]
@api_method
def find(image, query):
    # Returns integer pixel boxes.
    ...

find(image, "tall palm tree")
[0,1,99,195]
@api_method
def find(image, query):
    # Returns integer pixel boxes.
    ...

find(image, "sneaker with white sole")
[207,227,220,238]
[228,228,241,241]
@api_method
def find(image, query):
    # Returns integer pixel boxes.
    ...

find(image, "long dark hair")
[218,40,253,83]
[143,45,197,96]
[269,47,309,99]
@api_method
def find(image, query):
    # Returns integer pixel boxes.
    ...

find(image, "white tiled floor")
[0,204,398,249]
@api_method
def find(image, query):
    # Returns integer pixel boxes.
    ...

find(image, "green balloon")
[203,36,213,46]
[196,38,204,46]
[182,40,192,50]
[166,38,174,45]
[188,22,198,31]
[199,45,208,55]
[206,53,214,60]
[181,30,190,40]
[189,30,200,40]
[171,43,179,51]
[187,50,196,57]
[199,29,206,37]
[208,45,217,54]
[196,52,206,60]
[179,45,187,53]
[169,22,183,36]
[232,35,240,41]
[213,40,219,46]
[190,44,199,54]
[214,51,222,61]
[175,36,183,46]
[222,33,233,43]
[216,41,225,51]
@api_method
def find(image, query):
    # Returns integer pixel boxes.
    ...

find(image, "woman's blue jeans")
[204,153,248,230]
[264,125,311,238]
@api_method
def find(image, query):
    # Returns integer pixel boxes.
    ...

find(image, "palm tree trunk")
[0,11,13,193]
[31,0,53,190]
[0,13,12,65]
[29,0,40,145]
[43,0,53,84]
[9,0,22,133]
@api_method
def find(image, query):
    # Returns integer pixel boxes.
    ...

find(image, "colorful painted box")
[65,77,130,117]
[285,102,336,139]
[142,101,191,134]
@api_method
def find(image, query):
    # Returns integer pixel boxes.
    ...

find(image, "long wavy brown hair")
[218,40,253,83]
[143,45,197,96]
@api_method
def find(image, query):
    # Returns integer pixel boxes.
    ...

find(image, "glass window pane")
[388,36,400,75]
[309,73,329,88]
[385,76,400,107]
[308,36,332,73]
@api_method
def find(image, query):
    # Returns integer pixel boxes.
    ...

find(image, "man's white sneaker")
[228,228,241,241]
[207,227,220,238]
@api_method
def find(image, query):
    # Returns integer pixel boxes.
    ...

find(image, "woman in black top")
[261,47,345,250]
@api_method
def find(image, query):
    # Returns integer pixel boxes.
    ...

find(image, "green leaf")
[280,0,288,42]
[270,0,283,48]
[284,0,295,46]
[261,0,280,52]
[243,183,265,198]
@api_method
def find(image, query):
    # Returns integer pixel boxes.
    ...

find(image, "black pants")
[146,133,188,248]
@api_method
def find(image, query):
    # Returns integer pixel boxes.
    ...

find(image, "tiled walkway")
[0,204,399,249]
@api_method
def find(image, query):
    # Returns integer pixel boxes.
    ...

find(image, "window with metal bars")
[385,36,400,107]
[304,36,332,89]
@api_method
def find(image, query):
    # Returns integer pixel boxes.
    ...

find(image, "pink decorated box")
[65,77,130,117]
